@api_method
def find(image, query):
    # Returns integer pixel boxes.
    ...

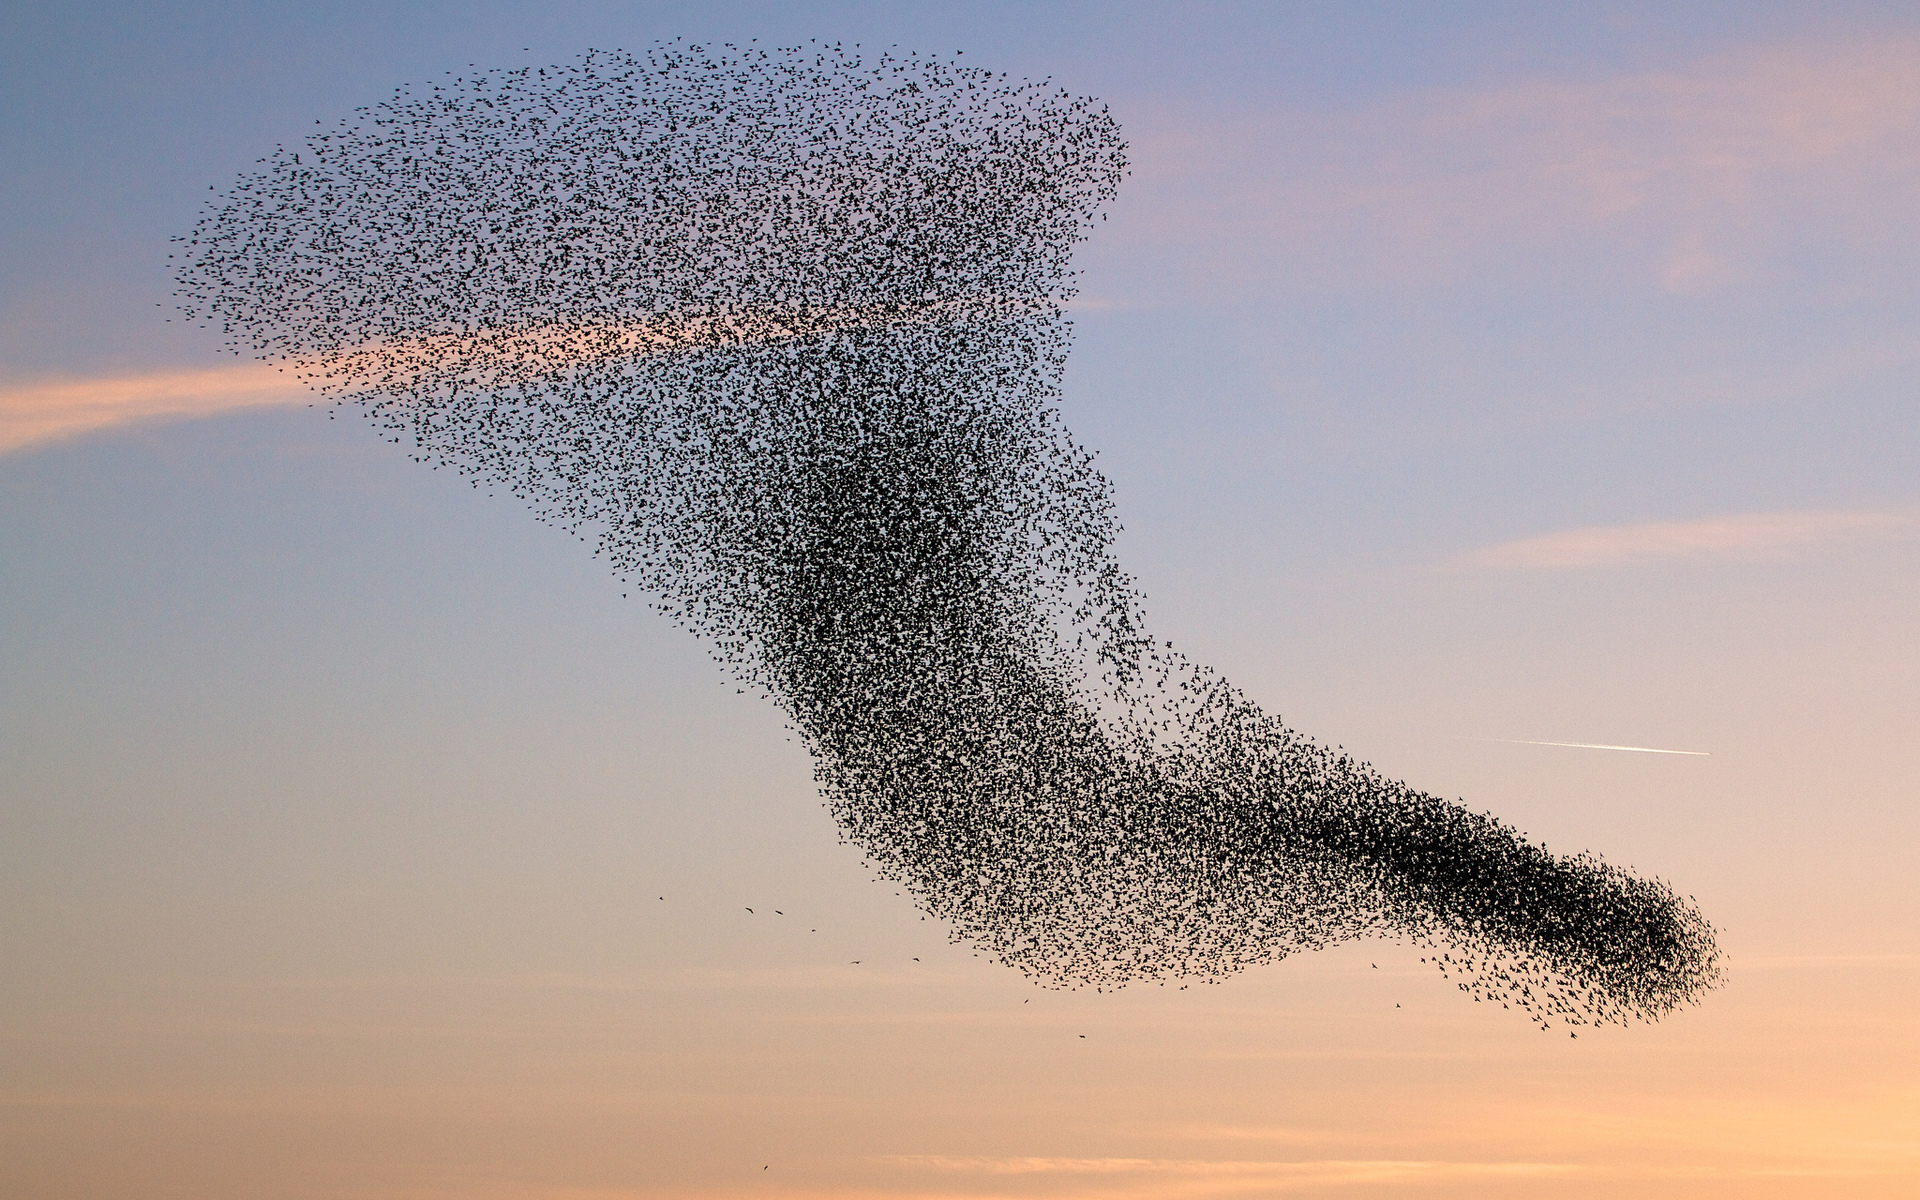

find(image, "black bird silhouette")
[173,42,1719,1032]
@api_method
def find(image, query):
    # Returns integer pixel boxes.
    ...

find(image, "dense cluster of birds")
[174,43,1719,1030]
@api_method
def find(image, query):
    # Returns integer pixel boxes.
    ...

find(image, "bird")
[173,41,1721,1035]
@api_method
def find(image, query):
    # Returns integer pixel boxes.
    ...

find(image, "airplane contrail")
[1471,738,1710,756]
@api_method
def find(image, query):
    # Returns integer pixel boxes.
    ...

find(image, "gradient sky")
[3,3,1918,1198]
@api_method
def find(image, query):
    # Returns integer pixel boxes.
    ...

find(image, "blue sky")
[4,4,1918,1197]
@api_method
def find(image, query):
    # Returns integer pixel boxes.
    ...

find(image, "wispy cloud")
[1104,37,1920,298]
[0,362,313,454]
[1452,510,1915,570]
[1161,1125,1360,1146]
[1,301,996,455]
[1740,953,1920,969]
[879,1155,1577,1195]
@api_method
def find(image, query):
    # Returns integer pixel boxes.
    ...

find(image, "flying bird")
[173,42,1720,1031]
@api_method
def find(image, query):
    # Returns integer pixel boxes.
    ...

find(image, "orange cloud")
[1,300,998,455]
[881,1153,1576,1178]
[0,362,314,454]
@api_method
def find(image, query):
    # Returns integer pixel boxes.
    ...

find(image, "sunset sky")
[3,3,1917,1198]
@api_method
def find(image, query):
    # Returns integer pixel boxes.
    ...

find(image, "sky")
[3,2,1918,1198]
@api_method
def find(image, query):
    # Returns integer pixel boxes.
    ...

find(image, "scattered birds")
[174,41,1720,1032]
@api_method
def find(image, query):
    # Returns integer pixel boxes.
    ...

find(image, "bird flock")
[174,42,1720,1030]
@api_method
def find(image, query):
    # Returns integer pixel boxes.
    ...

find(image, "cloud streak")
[0,362,311,454]
[1471,739,1710,757]
[1,302,992,456]
[880,1155,1579,1191]
[1453,510,1915,571]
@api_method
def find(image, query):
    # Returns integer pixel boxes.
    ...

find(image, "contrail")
[1471,738,1710,757]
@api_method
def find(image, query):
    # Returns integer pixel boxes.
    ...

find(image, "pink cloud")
[1453,510,1916,571]
[1097,37,1920,297]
